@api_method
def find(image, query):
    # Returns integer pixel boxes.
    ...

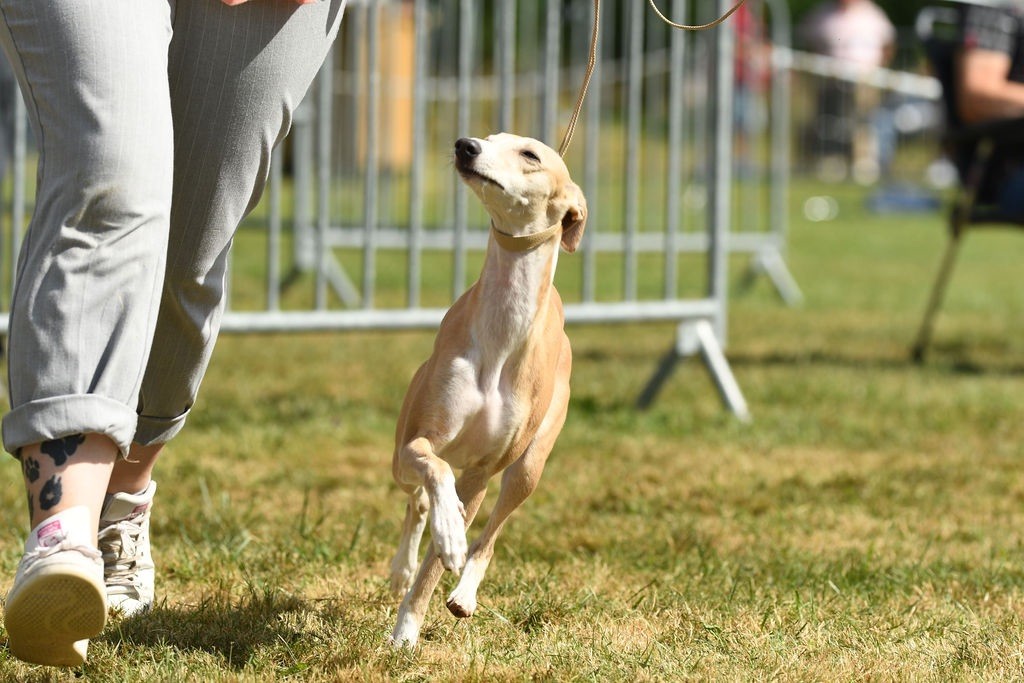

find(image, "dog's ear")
[559,183,587,253]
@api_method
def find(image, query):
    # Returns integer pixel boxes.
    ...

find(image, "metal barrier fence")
[226,0,805,418]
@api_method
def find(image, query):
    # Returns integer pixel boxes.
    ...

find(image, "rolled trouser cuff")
[2,394,138,458]
[133,409,191,447]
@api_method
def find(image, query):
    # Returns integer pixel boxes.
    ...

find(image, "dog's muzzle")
[455,137,481,166]
[454,138,504,190]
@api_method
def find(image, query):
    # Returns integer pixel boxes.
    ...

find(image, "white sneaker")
[97,481,156,617]
[4,507,107,667]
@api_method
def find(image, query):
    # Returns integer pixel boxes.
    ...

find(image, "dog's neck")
[471,219,560,366]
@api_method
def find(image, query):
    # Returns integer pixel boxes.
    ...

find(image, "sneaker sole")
[5,564,107,667]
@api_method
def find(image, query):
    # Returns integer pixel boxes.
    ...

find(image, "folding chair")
[911,3,1024,362]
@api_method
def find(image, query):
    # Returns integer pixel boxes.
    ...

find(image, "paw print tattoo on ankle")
[39,475,63,511]
[21,456,40,483]
[40,434,86,467]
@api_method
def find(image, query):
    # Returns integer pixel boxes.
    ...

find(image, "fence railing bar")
[362,1,381,310]
[291,102,314,277]
[542,0,561,144]
[453,0,472,301]
[315,51,333,310]
[581,0,601,304]
[768,0,791,253]
[707,0,735,345]
[623,0,644,302]
[0,295,722,340]
[215,298,723,335]
[780,47,941,97]
[320,225,783,252]
[408,0,429,308]
[498,0,516,132]
[268,149,282,311]
[664,0,688,300]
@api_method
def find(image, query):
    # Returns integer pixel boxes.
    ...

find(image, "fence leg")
[742,247,804,307]
[635,347,683,411]
[324,260,363,307]
[280,81,361,308]
[636,320,751,422]
[911,232,962,363]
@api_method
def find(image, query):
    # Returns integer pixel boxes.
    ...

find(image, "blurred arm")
[956,48,1024,124]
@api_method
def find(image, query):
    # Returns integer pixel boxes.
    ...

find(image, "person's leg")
[131,0,347,453]
[108,443,162,496]
[97,0,346,619]
[99,442,160,616]
[0,0,174,665]
[851,84,883,186]
[0,0,175,472]
[19,435,118,535]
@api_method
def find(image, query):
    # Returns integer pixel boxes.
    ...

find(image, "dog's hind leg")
[391,545,445,647]
[391,470,490,647]
[446,389,569,619]
[390,486,429,598]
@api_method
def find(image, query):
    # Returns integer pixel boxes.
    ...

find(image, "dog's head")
[454,133,587,253]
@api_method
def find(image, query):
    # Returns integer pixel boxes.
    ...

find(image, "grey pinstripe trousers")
[0,0,346,456]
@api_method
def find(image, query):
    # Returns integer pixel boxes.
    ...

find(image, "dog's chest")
[435,356,531,469]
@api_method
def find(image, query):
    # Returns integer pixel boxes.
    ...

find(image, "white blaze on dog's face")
[454,133,587,252]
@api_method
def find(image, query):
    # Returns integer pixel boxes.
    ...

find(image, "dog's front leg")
[391,470,490,647]
[395,437,467,573]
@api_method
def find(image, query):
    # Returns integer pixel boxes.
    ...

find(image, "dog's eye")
[521,149,540,163]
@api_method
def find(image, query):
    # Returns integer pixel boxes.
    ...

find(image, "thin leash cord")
[646,0,748,31]
[558,0,600,157]
[558,0,749,157]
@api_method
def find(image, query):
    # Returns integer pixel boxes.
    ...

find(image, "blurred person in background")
[956,0,1024,216]
[799,0,897,184]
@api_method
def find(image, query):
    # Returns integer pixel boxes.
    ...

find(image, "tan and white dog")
[388,133,586,647]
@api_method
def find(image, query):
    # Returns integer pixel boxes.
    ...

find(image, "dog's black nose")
[455,137,481,165]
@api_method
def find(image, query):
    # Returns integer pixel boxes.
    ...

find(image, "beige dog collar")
[490,222,561,252]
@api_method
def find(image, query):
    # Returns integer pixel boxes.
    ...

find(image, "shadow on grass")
[726,348,1024,377]
[97,587,338,670]
[576,332,1024,401]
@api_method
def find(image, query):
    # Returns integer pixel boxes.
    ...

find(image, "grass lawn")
[1,180,1024,680]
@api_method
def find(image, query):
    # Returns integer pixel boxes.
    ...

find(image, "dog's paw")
[430,496,468,574]
[446,557,483,618]
[390,615,421,648]
[389,563,415,599]
[446,586,477,618]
